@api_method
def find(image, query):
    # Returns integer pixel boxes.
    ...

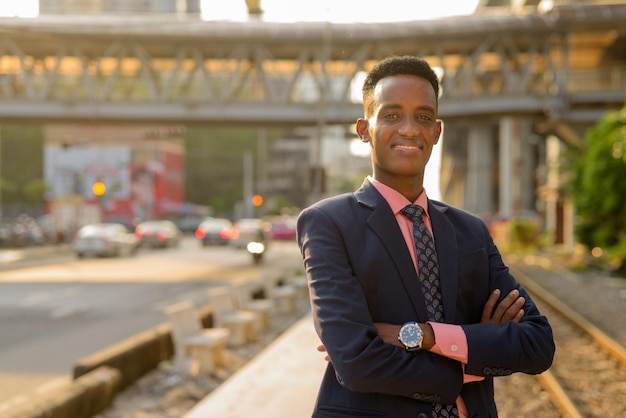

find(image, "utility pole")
[257,128,267,199]
[0,125,2,221]
[309,22,332,205]
[243,150,254,218]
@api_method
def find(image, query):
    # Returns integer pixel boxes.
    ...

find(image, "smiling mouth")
[393,144,423,152]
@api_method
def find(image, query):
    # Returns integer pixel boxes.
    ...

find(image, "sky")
[0,0,480,21]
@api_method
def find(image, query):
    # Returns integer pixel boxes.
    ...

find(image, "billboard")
[44,124,185,228]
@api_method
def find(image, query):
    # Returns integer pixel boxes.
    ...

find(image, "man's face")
[357,74,442,187]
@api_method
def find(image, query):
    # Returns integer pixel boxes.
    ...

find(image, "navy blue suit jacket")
[296,180,555,418]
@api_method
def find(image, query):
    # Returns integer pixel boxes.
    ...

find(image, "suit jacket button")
[417,413,429,418]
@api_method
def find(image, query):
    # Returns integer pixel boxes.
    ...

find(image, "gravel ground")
[506,251,626,346]
[93,249,626,418]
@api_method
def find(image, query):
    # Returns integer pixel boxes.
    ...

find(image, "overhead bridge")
[0,2,624,127]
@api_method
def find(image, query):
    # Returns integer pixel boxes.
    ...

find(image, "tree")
[0,124,45,216]
[570,104,626,275]
[184,127,284,218]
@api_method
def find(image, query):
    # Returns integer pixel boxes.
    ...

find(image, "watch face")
[399,323,422,348]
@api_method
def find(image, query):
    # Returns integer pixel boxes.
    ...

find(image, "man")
[296,55,555,417]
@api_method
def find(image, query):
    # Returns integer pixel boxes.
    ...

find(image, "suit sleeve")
[461,222,555,377]
[297,204,463,404]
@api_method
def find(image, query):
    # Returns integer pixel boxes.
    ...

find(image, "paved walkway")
[183,314,324,418]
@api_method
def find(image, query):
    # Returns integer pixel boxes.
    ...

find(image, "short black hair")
[362,55,440,116]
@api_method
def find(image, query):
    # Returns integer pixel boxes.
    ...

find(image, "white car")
[135,220,182,248]
[73,223,139,258]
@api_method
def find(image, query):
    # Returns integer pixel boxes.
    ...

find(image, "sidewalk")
[183,314,324,418]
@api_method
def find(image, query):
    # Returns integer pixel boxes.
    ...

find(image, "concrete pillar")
[465,124,493,215]
[545,135,560,235]
[499,116,534,218]
[499,117,515,219]
[518,122,535,214]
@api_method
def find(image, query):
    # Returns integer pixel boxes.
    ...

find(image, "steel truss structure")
[0,3,624,126]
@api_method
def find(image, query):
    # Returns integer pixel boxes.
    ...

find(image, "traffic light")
[251,194,263,207]
[92,181,106,197]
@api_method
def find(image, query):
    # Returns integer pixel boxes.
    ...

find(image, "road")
[0,237,302,407]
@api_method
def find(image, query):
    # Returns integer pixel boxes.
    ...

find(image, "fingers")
[481,289,501,322]
[513,308,524,323]
[483,289,525,324]
[499,290,525,323]
[317,344,330,362]
[492,289,526,324]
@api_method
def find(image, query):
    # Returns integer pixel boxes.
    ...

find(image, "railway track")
[509,266,626,418]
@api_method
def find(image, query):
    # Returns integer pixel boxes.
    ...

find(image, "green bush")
[569,105,626,276]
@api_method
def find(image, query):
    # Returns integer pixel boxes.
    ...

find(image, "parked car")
[37,214,60,244]
[229,218,268,249]
[195,217,233,246]
[268,217,297,241]
[72,223,139,258]
[174,215,206,234]
[2,215,47,247]
[135,220,182,248]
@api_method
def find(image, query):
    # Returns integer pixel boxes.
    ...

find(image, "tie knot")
[401,204,424,223]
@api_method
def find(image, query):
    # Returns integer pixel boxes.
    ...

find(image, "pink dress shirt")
[369,177,483,418]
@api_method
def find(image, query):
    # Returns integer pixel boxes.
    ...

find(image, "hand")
[317,344,330,362]
[481,289,525,324]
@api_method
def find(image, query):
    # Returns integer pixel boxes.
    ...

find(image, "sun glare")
[0,1,38,18]
[200,0,479,22]
[0,1,477,22]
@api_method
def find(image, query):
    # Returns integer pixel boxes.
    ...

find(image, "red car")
[269,218,297,241]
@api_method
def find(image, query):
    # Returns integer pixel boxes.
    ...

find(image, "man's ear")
[356,118,370,142]
[435,119,443,144]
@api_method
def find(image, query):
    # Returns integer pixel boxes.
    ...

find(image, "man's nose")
[398,117,419,137]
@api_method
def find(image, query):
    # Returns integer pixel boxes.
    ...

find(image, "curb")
[2,366,121,418]
[0,306,214,418]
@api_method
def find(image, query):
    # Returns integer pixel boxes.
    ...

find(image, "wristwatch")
[398,321,423,352]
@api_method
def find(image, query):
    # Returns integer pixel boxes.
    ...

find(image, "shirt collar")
[367,176,430,217]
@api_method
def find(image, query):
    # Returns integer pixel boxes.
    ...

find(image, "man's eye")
[417,115,433,121]
[383,113,398,120]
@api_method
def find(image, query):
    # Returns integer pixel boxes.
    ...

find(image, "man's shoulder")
[430,200,485,223]
[304,192,358,212]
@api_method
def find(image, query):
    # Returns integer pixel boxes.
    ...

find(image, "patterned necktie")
[401,204,459,418]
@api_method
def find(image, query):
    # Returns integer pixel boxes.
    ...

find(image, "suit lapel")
[429,202,459,323]
[355,181,429,320]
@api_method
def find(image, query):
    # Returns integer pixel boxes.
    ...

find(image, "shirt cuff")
[427,321,468,363]
[428,322,484,383]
